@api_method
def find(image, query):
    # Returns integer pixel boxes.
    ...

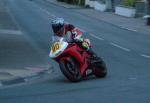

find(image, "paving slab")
[0,66,53,86]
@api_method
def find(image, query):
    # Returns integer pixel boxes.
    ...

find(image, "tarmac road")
[0,0,150,103]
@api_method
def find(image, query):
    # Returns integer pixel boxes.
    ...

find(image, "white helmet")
[51,17,65,36]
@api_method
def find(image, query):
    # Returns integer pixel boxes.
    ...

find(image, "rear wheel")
[59,57,81,82]
[92,57,107,78]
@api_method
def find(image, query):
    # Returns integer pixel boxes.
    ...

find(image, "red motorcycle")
[49,37,107,82]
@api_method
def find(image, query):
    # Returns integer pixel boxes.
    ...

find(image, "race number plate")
[51,42,61,53]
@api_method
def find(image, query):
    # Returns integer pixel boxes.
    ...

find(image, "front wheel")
[92,57,107,78]
[59,57,81,82]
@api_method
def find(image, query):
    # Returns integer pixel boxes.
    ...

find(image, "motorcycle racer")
[51,17,96,57]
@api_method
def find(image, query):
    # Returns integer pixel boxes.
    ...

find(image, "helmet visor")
[52,24,64,36]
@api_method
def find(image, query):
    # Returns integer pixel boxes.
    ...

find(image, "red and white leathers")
[63,24,82,42]
[52,23,96,57]
[62,24,91,50]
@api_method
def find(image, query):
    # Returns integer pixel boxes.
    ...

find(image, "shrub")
[79,0,85,6]
[74,0,85,6]
[123,0,136,7]
[64,0,74,4]
[57,0,85,6]
[99,0,106,4]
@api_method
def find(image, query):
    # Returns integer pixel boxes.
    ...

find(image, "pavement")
[0,0,53,87]
[0,66,53,86]
[46,0,150,35]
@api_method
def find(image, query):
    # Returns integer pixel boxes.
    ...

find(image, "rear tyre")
[92,57,107,78]
[59,57,81,82]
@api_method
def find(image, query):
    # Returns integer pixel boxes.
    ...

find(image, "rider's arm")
[70,26,91,49]
[71,27,83,42]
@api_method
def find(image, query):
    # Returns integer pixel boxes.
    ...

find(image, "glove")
[82,39,91,50]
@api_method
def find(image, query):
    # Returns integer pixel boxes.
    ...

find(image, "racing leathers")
[53,23,96,57]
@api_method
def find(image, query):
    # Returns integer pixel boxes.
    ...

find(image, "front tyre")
[92,57,107,78]
[59,57,81,82]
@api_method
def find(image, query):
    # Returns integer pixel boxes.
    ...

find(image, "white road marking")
[110,43,130,52]
[125,28,137,32]
[30,1,56,18]
[119,26,137,32]
[0,29,23,35]
[90,33,104,40]
[39,7,56,18]
[141,54,150,59]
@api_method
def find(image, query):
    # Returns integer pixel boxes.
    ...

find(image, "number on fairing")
[51,42,61,53]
